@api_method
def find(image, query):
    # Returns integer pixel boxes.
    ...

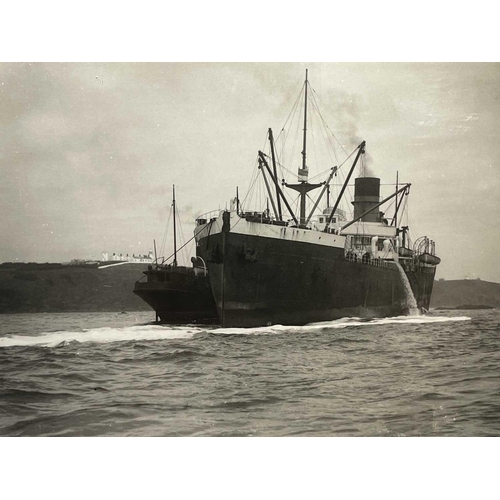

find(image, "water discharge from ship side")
[395,262,420,315]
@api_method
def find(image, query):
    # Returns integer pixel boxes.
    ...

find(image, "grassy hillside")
[0,264,151,313]
[431,279,500,309]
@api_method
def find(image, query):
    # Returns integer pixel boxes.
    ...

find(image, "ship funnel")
[352,177,380,222]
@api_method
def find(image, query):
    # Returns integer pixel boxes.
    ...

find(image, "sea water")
[1,309,499,436]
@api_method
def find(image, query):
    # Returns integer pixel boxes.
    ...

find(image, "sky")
[1,62,499,282]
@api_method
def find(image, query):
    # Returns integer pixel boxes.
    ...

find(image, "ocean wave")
[0,388,74,400]
[0,315,472,347]
[0,324,203,348]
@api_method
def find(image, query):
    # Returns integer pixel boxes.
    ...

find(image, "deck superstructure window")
[353,236,372,246]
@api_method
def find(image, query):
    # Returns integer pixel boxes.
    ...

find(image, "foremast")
[172,184,178,267]
[285,69,322,228]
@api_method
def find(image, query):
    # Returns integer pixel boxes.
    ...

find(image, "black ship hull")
[133,268,219,324]
[198,230,436,328]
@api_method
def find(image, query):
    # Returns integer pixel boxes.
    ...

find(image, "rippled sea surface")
[1,309,499,436]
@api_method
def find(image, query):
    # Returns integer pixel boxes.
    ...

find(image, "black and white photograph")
[0,3,497,498]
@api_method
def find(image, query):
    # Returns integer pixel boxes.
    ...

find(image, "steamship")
[193,71,440,328]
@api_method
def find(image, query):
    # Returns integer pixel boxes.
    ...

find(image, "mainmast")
[286,69,322,227]
[172,184,177,267]
[395,171,399,228]
[301,68,308,175]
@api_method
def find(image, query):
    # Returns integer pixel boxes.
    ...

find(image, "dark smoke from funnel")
[360,152,375,177]
[322,89,375,178]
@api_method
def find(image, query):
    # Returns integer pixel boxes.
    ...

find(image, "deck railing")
[344,251,392,269]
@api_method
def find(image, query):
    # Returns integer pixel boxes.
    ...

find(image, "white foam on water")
[213,315,471,336]
[354,315,471,325]
[0,324,203,348]
[214,317,363,336]
[395,261,420,315]
[1,315,472,346]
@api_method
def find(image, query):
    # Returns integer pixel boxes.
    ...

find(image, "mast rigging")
[341,183,411,231]
[285,69,322,227]
[258,151,299,225]
[324,141,366,231]
[301,68,308,175]
[172,184,177,267]
[268,128,283,221]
